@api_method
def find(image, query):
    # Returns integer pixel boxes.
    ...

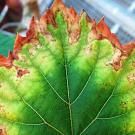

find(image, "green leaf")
[0,0,135,135]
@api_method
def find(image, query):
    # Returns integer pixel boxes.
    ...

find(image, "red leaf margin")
[0,0,135,68]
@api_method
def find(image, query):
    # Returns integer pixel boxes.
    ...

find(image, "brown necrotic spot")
[69,29,80,44]
[106,49,123,71]
[85,46,92,56]
[0,126,7,135]
[19,55,26,62]
[29,47,36,56]
[17,69,30,78]
[0,0,135,70]
[127,73,135,82]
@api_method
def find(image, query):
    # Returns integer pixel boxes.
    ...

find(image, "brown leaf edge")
[0,0,135,69]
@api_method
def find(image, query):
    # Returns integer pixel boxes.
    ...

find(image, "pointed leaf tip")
[69,7,77,18]
[51,0,66,12]
[14,34,26,53]
[96,17,122,50]
[26,16,37,38]
[0,0,134,69]
[42,9,57,27]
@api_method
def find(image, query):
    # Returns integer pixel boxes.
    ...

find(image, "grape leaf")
[0,0,135,135]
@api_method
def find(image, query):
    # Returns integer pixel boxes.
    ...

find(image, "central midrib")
[64,61,74,135]
[60,39,74,134]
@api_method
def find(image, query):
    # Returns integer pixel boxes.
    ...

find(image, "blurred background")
[0,0,135,56]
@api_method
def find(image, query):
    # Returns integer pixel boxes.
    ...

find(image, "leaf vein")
[79,50,133,134]
[26,51,69,105]
[2,72,64,135]
[71,43,100,105]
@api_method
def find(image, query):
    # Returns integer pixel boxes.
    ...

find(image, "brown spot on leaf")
[69,29,80,44]
[17,69,30,78]
[112,61,122,71]
[85,46,92,55]
[0,0,135,70]
[19,55,26,62]
[106,49,124,71]
[0,126,7,135]
[128,73,135,82]
[29,47,36,56]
